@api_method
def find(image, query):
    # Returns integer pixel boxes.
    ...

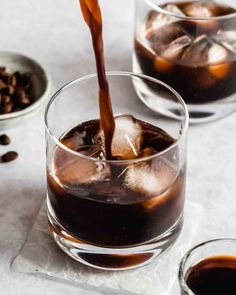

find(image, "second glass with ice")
[134,0,236,122]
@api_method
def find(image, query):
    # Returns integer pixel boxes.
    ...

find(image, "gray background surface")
[1,0,236,294]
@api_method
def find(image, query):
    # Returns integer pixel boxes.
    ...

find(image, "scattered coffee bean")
[0,134,11,145]
[1,151,18,162]
[0,67,34,115]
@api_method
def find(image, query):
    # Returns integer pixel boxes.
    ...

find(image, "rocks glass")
[134,0,236,123]
[45,72,188,270]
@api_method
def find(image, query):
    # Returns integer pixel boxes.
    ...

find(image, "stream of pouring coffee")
[79,0,115,159]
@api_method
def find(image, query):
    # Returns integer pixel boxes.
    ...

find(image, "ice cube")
[95,115,143,160]
[182,35,227,66]
[148,22,187,44]
[181,35,230,87]
[214,30,236,54]
[164,3,186,16]
[145,4,185,33]
[90,181,144,204]
[154,34,192,72]
[182,1,222,17]
[124,157,178,197]
[111,115,143,160]
[53,145,110,186]
[61,133,86,151]
[208,41,228,65]
[147,22,189,65]
[161,35,192,61]
[147,24,191,72]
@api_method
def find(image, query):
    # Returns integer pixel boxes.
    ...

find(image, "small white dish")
[0,51,51,129]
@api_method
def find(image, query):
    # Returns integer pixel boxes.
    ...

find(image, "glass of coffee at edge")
[179,239,236,294]
[45,71,188,271]
[134,0,236,123]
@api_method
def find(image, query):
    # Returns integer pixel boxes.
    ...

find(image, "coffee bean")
[16,89,26,99]
[19,95,31,106]
[3,101,13,113]
[0,134,11,145]
[2,95,10,103]
[0,67,33,115]
[0,80,7,90]
[10,75,17,87]
[6,85,15,96]
[1,151,18,162]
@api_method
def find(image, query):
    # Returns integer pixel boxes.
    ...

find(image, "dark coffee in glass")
[134,0,236,122]
[179,239,236,295]
[184,256,236,295]
[48,116,185,247]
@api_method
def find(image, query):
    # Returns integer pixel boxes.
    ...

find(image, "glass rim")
[178,238,236,294]
[144,0,236,21]
[44,71,189,164]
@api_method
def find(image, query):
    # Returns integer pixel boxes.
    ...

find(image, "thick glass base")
[48,209,183,271]
[133,55,236,124]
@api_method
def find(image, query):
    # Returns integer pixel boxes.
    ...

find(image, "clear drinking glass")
[179,239,236,294]
[133,0,236,123]
[45,71,188,271]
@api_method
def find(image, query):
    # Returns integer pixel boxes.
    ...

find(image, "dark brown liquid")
[48,117,185,247]
[185,256,236,295]
[79,0,115,159]
[135,1,236,104]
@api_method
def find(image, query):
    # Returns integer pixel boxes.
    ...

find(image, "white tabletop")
[1,0,236,294]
